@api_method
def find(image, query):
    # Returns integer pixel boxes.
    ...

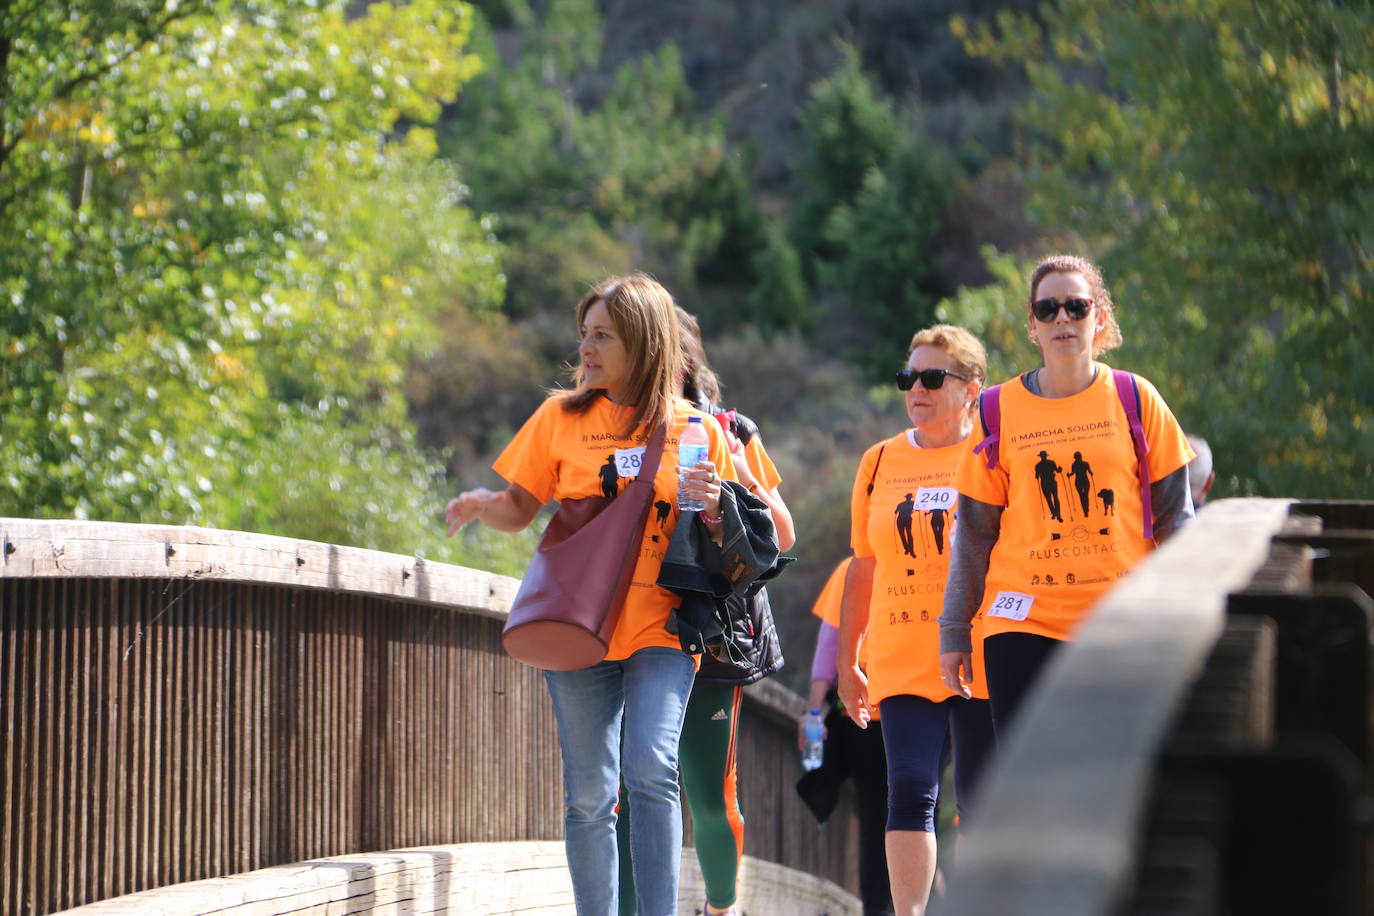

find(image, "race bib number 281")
[988,590,1034,621]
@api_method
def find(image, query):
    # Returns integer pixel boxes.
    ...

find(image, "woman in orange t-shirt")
[938,255,1195,736]
[836,325,996,916]
[444,274,732,916]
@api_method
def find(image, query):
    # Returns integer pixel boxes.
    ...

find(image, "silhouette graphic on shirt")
[895,493,917,557]
[1034,451,1064,522]
[929,507,948,555]
[1098,488,1116,516]
[599,455,621,499]
[1069,451,1095,517]
[654,500,672,527]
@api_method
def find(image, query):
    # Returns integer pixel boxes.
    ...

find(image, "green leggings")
[617,682,745,914]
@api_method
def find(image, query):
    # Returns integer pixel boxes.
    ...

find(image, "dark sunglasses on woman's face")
[895,368,968,391]
[1031,297,1094,322]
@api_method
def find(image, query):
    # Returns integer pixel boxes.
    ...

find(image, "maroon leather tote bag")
[501,424,667,670]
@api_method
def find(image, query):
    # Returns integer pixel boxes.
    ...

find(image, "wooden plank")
[52,842,860,916]
[940,498,1299,915]
[0,519,519,619]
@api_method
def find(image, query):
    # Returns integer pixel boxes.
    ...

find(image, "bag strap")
[865,444,887,495]
[971,383,1004,469]
[635,423,668,483]
[1112,369,1153,540]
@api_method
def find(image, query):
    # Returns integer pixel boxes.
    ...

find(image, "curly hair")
[908,324,988,383]
[1027,255,1123,357]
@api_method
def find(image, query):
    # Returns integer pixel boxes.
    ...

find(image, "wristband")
[699,509,723,525]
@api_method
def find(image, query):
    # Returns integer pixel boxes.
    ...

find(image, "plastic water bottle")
[801,708,825,771]
[677,416,710,511]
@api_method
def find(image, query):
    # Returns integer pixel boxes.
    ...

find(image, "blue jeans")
[545,647,697,916]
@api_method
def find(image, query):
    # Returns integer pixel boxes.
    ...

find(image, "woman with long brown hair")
[446,274,733,916]
[939,255,1195,734]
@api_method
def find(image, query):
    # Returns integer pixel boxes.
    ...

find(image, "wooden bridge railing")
[939,498,1374,916]
[0,519,862,915]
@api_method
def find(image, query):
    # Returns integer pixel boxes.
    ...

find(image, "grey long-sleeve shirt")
[937,368,1195,654]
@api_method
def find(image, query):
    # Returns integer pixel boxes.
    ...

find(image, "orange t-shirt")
[851,431,987,704]
[955,364,1194,641]
[809,556,872,712]
[494,393,734,661]
[810,558,850,629]
[742,434,782,492]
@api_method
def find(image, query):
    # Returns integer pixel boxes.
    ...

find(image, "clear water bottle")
[801,707,825,771]
[677,416,710,511]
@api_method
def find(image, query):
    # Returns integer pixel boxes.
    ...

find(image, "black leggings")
[983,632,1064,736]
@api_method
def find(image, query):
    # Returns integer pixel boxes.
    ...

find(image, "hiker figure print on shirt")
[1068,451,1095,517]
[1034,450,1064,523]
[929,506,948,555]
[599,454,621,499]
[895,493,918,557]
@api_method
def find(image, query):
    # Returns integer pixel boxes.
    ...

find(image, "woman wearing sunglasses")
[938,254,1195,738]
[837,324,996,916]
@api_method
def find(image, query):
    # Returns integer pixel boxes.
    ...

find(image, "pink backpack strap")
[1112,370,1154,540]
[971,384,1004,469]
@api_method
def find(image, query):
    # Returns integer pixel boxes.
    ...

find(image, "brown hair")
[561,274,682,438]
[908,324,988,383]
[1027,255,1123,356]
[676,306,721,411]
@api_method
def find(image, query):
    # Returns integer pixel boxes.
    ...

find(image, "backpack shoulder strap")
[1112,370,1154,540]
[971,383,1004,470]
[865,444,887,496]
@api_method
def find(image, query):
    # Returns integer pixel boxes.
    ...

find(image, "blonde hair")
[1027,255,1123,357]
[908,324,988,383]
[561,274,682,438]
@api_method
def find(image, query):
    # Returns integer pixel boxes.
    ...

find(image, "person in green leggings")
[617,309,796,916]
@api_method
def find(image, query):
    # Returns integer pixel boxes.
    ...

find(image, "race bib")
[615,446,647,478]
[916,487,957,510]
[988,590,1034,621]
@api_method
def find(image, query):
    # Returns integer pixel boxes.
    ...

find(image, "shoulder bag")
[501,423,667,670]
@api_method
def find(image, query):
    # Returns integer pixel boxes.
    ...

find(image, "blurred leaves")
[0,0,508,566]
[947,0,1374,498]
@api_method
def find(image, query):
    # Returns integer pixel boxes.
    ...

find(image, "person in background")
[939,255,1195,738]
[1186,434,1215,507]
[838,325,995,916]
[796,558,895,916]
[617,308,794,916]
[445,274,733,916]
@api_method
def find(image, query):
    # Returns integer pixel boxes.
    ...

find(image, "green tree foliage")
[438,0,808,335]
[951,0,1374,498]
[0,0,517,564]
[790,45,901,270]
[821,134,953,372]
[791,47,955,377]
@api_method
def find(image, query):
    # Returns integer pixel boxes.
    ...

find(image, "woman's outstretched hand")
[445,488,505,535]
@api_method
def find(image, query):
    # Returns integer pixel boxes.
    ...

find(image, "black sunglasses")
[1031,297,1093,322]
[895,368,969,391]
